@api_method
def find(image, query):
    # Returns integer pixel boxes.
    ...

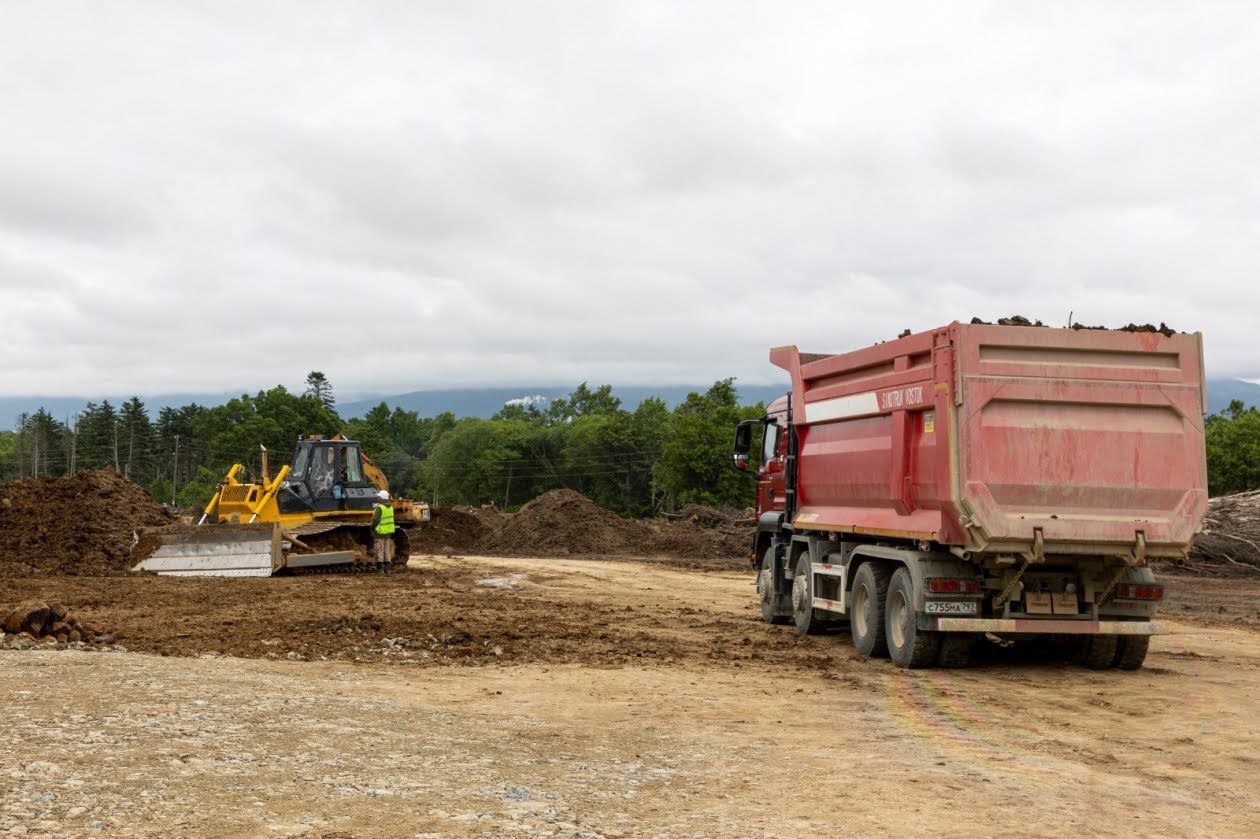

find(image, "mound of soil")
[406,507,490,555]
[479,489,647,556]
[475,489,749,563]
[0,469,173,577]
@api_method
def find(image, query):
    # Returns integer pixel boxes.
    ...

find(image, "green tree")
[195,387,342,481]
[0,430,16,481]
[304,371,335,410]
[1206,399,1260,495]
[654,379,763,509]
[118,396,153,482]
[77,400,120,471]
[16,409,68,478]
[547,383,621,423]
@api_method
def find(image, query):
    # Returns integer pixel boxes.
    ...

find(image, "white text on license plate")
[925,600,977,615]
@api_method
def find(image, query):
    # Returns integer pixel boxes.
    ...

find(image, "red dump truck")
[733,321,1208,669]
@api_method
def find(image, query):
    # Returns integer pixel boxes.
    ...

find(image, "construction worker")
[371,489,395,574]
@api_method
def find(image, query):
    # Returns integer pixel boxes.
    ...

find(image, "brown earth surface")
[2,555,1258,836]
[0,469,172,577]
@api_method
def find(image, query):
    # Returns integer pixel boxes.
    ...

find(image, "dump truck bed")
[770,322,1208,558]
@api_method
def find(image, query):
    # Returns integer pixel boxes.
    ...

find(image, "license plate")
[925,600,977,615]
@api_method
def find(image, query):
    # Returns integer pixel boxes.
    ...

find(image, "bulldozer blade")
[132,523,282,577]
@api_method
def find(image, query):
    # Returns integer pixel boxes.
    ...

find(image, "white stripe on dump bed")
[804,391,880,423]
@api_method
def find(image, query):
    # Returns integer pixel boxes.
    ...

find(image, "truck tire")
[885,567,940,668]
[791,558,826,635]
[758,548,789,625]
[1082,635,1119,669]
[850,562,891,658]
[1113,635,1150,670]
[938,633,976,668]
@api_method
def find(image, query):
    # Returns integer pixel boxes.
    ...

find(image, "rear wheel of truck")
[1082,635,1119,669]
[758,548,790,625]
[885,567,940,668]
[850,562,891,658]
[792,559,826,635]
[1113,635,1150,670]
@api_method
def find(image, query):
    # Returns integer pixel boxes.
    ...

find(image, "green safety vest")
[374,503,395,536]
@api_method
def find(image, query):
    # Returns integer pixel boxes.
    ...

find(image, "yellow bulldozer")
[132,435,430,577]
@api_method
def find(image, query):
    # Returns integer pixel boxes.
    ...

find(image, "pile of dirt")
[1,598,117,647]
[1180,490,1260,575]
[405,507,491,555]
[676,504,730,528]
[640,519,749,564]
[479,489,647,556]
[0,469,173,577]
[475,489,749,563]
[461,504,507,530]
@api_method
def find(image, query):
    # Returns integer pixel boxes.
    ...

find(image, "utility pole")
[504,464,513,508]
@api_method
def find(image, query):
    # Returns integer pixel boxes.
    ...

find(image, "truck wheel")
[850,562,891,658]
[758,549,789,625]
[1082,635,1119,669]
[886,567,940,668]
[938,634,975,668]
[792,559,826,635]
[1113,635,1150,670]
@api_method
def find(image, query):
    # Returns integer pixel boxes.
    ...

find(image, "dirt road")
[2,556,1258,837]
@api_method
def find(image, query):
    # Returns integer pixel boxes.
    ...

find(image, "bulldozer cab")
[279,439,378,514]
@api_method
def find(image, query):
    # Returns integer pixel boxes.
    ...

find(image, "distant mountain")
[1206,378,1260,415]
[2,378,1255,427]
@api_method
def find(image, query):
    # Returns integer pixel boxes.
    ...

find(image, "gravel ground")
[1,556,1258,837]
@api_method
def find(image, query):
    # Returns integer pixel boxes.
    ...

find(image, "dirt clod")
[0,598,115,646]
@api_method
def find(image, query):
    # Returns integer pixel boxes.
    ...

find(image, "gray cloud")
[0,1,1257,400]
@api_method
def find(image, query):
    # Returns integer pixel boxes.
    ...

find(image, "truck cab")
[734,396,789,563]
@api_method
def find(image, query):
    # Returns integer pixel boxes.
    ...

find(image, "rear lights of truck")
[927,578,980,595]
[1114,582,1165,601]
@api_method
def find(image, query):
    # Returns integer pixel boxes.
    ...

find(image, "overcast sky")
[0,2,1257,399]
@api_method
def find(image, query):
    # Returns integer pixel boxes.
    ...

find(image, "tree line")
[4,377,1255,511]
[1205,400,1260,496]
[0,373,765,515]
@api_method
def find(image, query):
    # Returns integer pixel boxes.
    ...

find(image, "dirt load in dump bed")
[0,469,173,577]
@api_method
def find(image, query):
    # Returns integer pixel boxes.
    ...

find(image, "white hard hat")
[377,490,390,500]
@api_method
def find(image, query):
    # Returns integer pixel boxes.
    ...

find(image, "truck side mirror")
[732,420,757,472]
